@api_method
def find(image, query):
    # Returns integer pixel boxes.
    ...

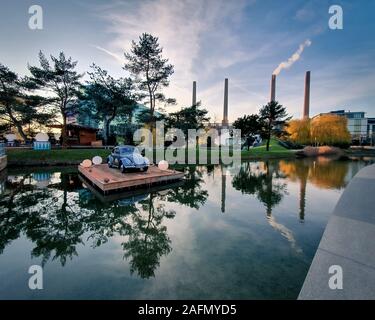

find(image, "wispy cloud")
[273,39,312,76]
[86,0,375,120]
[295,8,315,22]
[91,45,125,64]
[93,0,252,111]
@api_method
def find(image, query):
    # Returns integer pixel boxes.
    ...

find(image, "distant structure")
[314,109,375,145]
[303,71,311,119]
[222,78,229,127]
[192,81,197,106]
[270,74,276,102]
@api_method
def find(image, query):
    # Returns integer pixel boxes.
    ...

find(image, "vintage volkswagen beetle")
[107,145,149,173]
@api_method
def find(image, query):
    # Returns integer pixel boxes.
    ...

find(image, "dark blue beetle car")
[107,145,149,173]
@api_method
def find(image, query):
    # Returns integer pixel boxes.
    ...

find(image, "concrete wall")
[299,164,375,299]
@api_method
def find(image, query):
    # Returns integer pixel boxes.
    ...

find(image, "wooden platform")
[78,164,184,193]
[79,175,184,203]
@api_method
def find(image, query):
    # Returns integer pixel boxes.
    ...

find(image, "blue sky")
[1,0,374,121]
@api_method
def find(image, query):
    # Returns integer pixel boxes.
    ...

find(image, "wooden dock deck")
[78,164,184,193]
[79,175,184,202]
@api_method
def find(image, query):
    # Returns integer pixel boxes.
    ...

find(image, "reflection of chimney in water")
[222,78,229,126]
[221,166,226,213]
[270,74,276,102]
[192,81,197,106]
[299,178,306,222]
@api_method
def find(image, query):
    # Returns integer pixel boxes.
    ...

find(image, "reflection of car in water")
[107,145,149,173]
[118,193,149,206]
[79,174,185,204]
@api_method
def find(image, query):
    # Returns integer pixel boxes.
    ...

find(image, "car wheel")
[120,164,126,173]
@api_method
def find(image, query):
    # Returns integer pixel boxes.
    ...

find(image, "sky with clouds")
[1,0,374,121]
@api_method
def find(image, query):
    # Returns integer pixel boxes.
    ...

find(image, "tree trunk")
[14,122,28,143]
[266,123,271,151]
[103,119,109,146]
[103,115,115,146]
[149,93,154,115]
[6,106,28,142]
[62,114,68,148]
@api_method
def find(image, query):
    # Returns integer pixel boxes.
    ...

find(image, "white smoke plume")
[273,39,312,75]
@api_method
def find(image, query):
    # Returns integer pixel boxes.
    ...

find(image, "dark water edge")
[0,157,374,299]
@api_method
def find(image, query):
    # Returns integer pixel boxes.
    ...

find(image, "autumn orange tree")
[311,114,351,146]
[287,114,351,146]
[287,119,311,145]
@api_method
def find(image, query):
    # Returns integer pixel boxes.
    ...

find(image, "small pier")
[79,176,184,203]
[78,164,184,193]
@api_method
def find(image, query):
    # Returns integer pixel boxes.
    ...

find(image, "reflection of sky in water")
[0,158,373,299]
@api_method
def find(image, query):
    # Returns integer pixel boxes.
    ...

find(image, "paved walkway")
[299,164,375,299]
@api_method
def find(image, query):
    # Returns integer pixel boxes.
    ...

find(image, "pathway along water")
[299,164,375,299]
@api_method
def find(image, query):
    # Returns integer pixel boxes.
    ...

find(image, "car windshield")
[119,146,139,154]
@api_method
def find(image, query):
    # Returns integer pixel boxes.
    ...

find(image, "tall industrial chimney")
[270,74,276,102]
[222,78,229,126]
[303,71,311,119]
[192,81,197,106]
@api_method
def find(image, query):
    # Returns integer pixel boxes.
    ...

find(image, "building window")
[353,119,362,133]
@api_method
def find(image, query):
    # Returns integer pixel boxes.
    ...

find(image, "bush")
[302,146,343,157]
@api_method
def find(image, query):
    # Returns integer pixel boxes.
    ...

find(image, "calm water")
[0,158,373,299]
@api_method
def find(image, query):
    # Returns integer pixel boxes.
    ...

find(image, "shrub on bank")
[302,146,343,157]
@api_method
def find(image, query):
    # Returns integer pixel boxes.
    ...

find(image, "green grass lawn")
[241,138,294,158]
[6,138,294,166]
[7,148,111,164]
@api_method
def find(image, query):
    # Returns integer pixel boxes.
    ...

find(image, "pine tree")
[0,63,54,141]
[259,101,290,151]
[28,51,83,147]
[124,33,174,125]
[80,64,135,145]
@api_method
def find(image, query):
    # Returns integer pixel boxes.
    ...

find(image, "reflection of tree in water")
[232,161,287,215]
[0,175,32,254]
[279,158,351,190]
[164,165,208,209]
[122,193,176,278]
[0,168,207,278]
[0,173,86,266]
[279,158,354,221]
[232,161,302,252]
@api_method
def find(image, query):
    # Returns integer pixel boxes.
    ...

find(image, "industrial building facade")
[317,110,375,145]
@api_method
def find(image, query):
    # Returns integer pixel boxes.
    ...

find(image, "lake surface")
[0,157,373,299]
